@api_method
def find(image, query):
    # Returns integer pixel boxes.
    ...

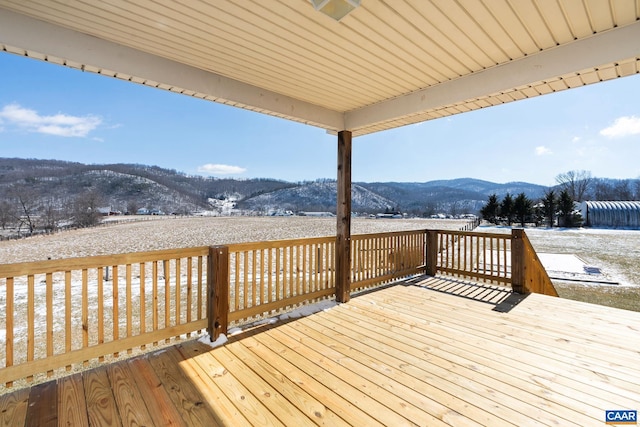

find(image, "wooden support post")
[336,130,352,303]
[425,230,438,276]
[208,245,229,341]
[510,229,526,294]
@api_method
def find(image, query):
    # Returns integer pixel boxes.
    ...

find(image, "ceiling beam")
[345,21,640,132]
[0,8,345,131]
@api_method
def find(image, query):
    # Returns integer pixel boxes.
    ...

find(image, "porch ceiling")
[0,1,639,137]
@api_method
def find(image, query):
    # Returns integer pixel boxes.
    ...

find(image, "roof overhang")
[0,1,639,137]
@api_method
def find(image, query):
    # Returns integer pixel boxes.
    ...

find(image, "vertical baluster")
[259,249,265,305]
[186,257,192,338]
[252,250,257,307]
[496,238,501,284]
[257,249,263,306]
[126,264,132,353]
[366,237,372,280]
[98,267,104,361]
[317,243,323,292]
[444,233,450,271]
[288,246,294,299]
[310,243,314,294]
[64,271,71,370]
[175,258,181,330]
[46,272,53,376]
[243,251,249,309]
[5,277,13,387]
[152,261,158,345]
[463,234,468,274]
[26,275,34,382]
[504,237,509,279]
[234,253,240,311]
[268,248,274,304]
[164,260,170,343]
[489,238,494,283]
[140,262,146,346]
[475,235,480,281]
[276,248,282,301]
[197,256,203,323]
[113,265,119,357]
[302,244,307,296]
[376,236,381,278]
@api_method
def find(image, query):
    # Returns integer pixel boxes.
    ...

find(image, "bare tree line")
[555,170,640,202]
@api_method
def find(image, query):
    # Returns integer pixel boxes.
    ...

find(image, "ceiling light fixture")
[310,0,361,21]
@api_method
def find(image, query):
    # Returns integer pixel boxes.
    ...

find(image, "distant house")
[97,207,121,216]
[299,212,335,217]
[136,208,150,215]
[581,201,640,228]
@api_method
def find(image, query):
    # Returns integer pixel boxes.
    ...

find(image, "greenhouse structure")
[580,201,640,228]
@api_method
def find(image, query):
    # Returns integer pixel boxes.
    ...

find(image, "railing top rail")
[226,229,430,252]
[226,235,335,252]
[0,246,210,278]
[350,229,427,240]
[435,229,511,239]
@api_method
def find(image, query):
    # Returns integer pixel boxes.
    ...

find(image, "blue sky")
[1,52,639,187]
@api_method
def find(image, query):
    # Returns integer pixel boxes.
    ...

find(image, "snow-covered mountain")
[238,181,395,213]
[0,158,550,217]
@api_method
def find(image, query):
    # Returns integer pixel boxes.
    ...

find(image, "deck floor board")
[1,275,639,426]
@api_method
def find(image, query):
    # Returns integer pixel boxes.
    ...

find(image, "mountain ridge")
[0,157,549,216]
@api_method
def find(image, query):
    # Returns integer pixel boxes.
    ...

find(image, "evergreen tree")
[557,190,582,227]
[513,193,533,227]
[500,193,515,225]
[480,194,500,225]
[541,189,557,227]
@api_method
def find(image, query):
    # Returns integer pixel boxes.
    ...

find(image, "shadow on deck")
[2,275,639,426]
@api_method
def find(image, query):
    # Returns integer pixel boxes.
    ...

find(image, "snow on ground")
[0,216,471,264]
[537,253,617,284]
[480,225,640,287]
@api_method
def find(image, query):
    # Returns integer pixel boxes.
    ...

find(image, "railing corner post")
[511,229,526,294]
[208,245,229,341]
[426,230,438,276]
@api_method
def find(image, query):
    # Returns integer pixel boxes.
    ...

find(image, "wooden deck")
[1,275,639,426]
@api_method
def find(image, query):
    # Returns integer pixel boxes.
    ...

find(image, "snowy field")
[0,216,471,264]
[480,225,640,311]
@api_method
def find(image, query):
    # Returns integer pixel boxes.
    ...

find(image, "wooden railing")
[511,229,558,296]
[425,229,557,296]
[351,229,426,290]
[0,227,555,388]
[224,236,336,324]
[427,230,512,285]
[208,230,427,338]
[0,247,209,388]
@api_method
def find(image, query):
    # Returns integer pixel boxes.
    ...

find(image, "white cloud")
[599,115,640,138]
[197,163,247,175]
[571,136,581,143]
[0,103,102,137]
[535,146,552,156]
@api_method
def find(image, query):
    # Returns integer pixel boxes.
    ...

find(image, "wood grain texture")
[2,276,639,427]
[25,380,57,427]
[106,362,155,426]
[146,347,220,427]
[58,373,89,427]
[0,387,28,427]
[128,357,185,426]
[83,367,121,427]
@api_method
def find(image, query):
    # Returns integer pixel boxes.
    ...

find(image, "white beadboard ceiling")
[0,0,639,137]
